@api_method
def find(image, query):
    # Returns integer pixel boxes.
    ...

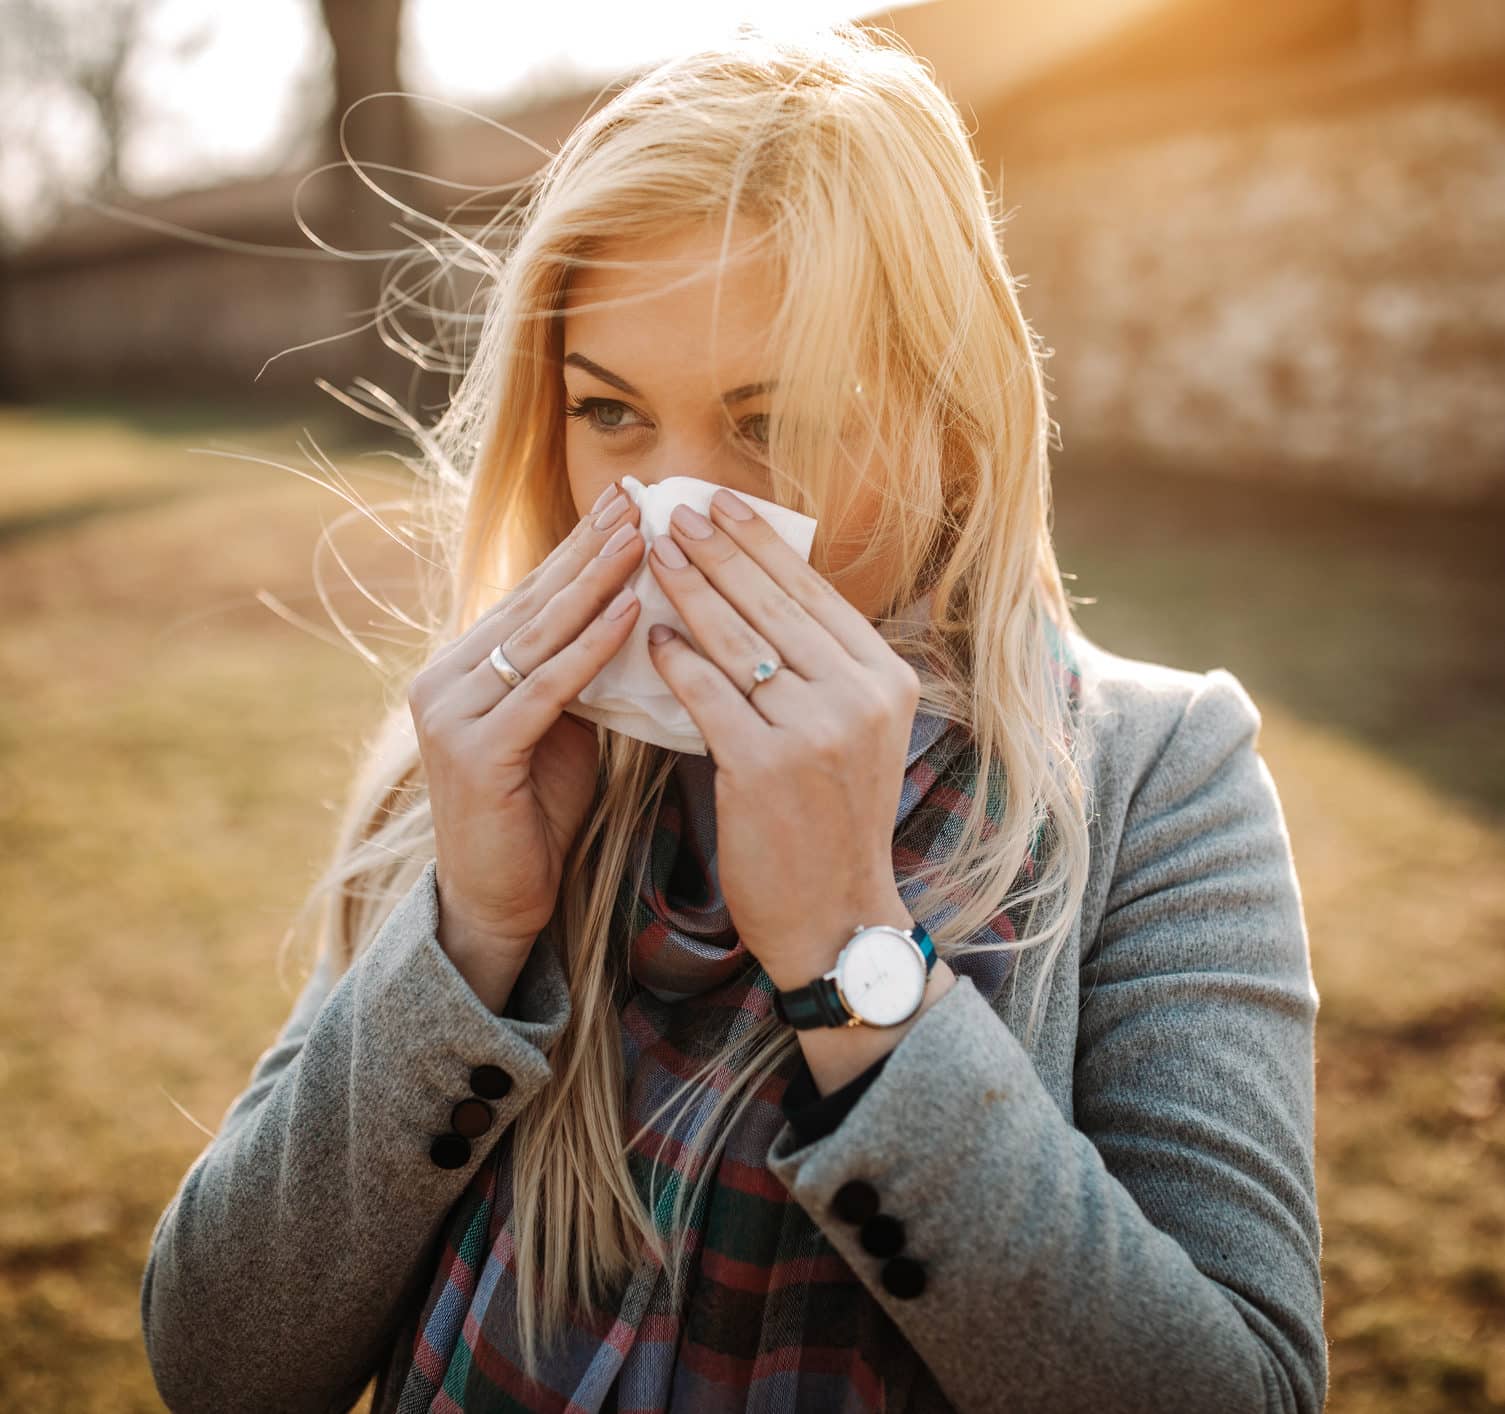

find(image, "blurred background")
[1,1,1501,1409]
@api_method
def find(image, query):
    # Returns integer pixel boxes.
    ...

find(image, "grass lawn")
[1,403,1501,1411]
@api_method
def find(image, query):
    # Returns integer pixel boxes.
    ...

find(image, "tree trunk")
[317,0,425,411]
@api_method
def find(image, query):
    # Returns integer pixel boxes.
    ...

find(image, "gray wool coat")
[139,632,1328,1413]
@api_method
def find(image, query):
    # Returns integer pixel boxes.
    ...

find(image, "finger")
[450,523,646,719]
[645,625,770,759]
[703,487,895,671]
[450,482,640,674]
[474,584,643,750]
[653,499,835,681]
[644,508,800,707]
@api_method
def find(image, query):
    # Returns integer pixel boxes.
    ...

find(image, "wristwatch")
[772,918,937,1029]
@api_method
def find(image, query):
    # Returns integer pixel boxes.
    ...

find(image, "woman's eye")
[592,401,632,429]
[564,397,643,434]
[565,396,768,447]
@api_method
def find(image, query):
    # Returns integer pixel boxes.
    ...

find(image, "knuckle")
[730,624,766,661]
[893,660,922,697]
[506,612,545,653]
[408,670,442,722]
[848,688,880,723]
[764,587,810,628]
[503,580,537,620]
[864,706,894,741]
[416,707,453,756]
[811,728,847,763]
[507,654,548,696]
[855,688,891,728]
[868,683,904,722]
[789,716,843,762]
[703,537,740,569]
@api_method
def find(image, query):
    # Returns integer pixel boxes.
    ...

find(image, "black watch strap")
[773,974,849,1028]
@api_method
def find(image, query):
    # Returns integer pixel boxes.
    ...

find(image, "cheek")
[563,426,606,518]
[821,487,883,569]
[812,490,887,614]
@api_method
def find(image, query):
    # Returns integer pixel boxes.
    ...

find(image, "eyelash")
[563,396,769,448]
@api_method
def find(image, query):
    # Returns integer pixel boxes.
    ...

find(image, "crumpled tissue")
[563,474,818,755]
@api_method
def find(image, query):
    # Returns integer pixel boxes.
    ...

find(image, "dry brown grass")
[1,405,1501,1411]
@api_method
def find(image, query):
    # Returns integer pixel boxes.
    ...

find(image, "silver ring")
[489,642,525,690]
[746,657,782,695]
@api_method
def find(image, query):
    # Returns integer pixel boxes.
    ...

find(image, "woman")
[140,23,1327,1414]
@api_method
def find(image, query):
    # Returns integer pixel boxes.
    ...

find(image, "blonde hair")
[289,19,1093,1381]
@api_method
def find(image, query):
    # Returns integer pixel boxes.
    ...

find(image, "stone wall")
[994,90,1504,503]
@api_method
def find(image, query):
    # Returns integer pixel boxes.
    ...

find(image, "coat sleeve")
[763,669,1327,1414]
[139,858,573,1414]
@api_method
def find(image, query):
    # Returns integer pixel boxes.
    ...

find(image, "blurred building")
[922,0,1505,503]
[2,0,1502,503]
[0,88,585,413]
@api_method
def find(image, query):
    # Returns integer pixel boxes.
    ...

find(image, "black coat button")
[469,1064,512,1099]
[831,1179,879,1225]
[451,1098,494,1138]
[429,1132,471,1169]
[859,1213,905,1258]
[881,1255,927,1299]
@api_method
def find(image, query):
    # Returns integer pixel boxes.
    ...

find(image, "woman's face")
[560,217,887,616]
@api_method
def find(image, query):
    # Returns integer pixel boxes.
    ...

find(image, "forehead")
[561,218,781,379]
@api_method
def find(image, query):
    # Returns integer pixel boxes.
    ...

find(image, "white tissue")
[563,474,818,755]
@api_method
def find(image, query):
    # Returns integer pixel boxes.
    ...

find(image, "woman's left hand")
[645,487,921,992]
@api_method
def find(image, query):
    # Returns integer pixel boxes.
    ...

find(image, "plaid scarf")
[385,618,1082,1414]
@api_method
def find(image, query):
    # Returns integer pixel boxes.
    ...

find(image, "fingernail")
[590,482,618,514]
[648,624,676,644]
[652,535,688,568]
[597,522,637,557]
[671,505,714,539]
[712,488,755,521]
[593,493,629,530]
[604,586,636,619]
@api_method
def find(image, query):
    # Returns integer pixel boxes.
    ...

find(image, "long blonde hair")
[288,20,1093,1380]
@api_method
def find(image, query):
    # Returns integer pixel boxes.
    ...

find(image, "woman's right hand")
[407,482,645,973]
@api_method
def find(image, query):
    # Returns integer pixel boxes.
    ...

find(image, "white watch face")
[836,928,927,1026]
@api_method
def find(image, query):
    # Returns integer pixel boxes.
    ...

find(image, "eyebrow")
[563,352,774,406]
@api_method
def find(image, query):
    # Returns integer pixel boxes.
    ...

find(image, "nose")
[618,471,733,500]
[618,471,735,515]
[616,472,741,549]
